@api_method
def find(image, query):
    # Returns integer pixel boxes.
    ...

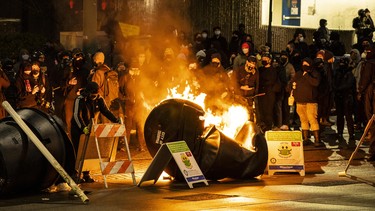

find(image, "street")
[1,126,375,211]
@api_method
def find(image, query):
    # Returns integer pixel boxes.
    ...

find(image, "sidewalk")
[1,124,375,211]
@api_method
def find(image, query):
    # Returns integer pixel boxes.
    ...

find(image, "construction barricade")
[77,118,136,188]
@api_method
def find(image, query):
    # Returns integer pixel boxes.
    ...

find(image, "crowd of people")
[1,10,375,167]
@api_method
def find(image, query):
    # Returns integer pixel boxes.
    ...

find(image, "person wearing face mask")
[62,48,90,137]
[290,58,322,147]
[257,53,281,132]
[316,50,335,128]
[290,29,309,60]
[199,53,231,112]
[233,56,259,122]
[71,81,120,182]
[201,29,210,51]
[90,51,119,123]
[233,42,251,74]
[228,30,241,64]
[12,48,31,77]
[279,51,296,130]
[333,57,356,145]
[350,48,367,131]
[31,61,52,113]
[15,62,39,109]
[210,26,229,57]
[358,47,375,161]
[118,53,149,152]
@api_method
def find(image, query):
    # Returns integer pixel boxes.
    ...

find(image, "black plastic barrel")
[0,108,75,196]
[144,98,268,180]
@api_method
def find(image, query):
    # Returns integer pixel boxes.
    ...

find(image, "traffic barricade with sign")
[87,119,136,188]
[265,131,305,176]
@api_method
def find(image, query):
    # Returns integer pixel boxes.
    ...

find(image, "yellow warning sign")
[119,22,140,37]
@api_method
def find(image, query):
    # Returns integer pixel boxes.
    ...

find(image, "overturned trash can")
[0,108,75,196]
[144,98,268,180]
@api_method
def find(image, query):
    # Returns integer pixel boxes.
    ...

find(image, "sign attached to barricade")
[265,131,305,176]
[138,140,208,188]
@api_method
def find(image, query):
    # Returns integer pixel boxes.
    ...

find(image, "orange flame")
[167,82,249,140]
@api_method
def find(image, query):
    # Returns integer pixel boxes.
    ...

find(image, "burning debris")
[144,92,268,180]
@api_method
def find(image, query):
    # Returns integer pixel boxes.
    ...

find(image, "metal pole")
[83,0,97,53]
[267,0,273,50]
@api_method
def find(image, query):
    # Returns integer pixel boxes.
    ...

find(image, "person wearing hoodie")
[290,58,322,147]
[12,48,31,76]
[358,47,375,161]
[210,26,229,57]
[333,57,356,143]
[350,48,367,130]
[71,81,120,182]
[233,42,251,73]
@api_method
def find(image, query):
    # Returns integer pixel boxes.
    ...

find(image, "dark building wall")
[0,0,355,53]
[189,0,355,53]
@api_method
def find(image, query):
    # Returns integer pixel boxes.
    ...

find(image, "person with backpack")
[90,51,120,123]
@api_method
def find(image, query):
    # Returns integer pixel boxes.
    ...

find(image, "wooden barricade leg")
[93,119,137,188]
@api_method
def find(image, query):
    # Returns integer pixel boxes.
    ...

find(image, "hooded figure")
[290,57,322,147]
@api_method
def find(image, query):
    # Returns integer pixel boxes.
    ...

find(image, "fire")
[167,82,250,141]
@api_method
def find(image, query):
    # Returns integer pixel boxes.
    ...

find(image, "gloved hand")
[83,126,90,135]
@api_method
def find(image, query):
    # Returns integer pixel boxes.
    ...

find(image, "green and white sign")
[266,131,305,176]
[166,141,208,188]
[138,140,208,188]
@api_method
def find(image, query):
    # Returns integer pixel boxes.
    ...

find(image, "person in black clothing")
[62,48,89,137]
[287,41,302,72]
[210,26,229,57]
[333,57,355,142]
[290,29,310,60]
[358,47,375,161]
[291,58,322,147]
[71,81,120,182]
[233,55,259,122]
[257,53,281,132]
[317,19,330,48]
[328,32,346,57]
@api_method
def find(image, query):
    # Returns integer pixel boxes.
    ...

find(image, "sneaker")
[56,183,71,192]
[280,125,289,130]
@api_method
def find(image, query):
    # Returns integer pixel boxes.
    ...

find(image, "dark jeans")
[335,95,354,136]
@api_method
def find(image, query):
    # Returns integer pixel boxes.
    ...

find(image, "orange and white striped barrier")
[101,160,134,175]
[94,124,126,138]
[92,120,136,188]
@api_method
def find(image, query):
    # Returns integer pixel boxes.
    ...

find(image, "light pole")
[267,0,273,50]
[83,0,97,53]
